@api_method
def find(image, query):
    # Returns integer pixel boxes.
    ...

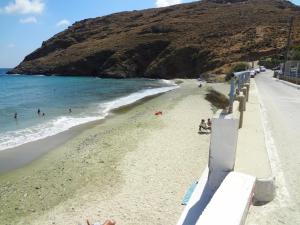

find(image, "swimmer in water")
[14,112,18,119]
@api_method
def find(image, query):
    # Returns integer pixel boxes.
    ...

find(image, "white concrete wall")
[196,172,256,225]
[177,111,240,225]
[176,168,210,225]
[208,111,239,192]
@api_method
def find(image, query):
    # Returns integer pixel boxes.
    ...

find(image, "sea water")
[0,69,178,151]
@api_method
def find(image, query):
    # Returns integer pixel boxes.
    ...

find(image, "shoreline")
[0,91,171,174]
[0,85,178,174]
[0,120,101,174]
[0,80,217,225]
[0,76,177,152]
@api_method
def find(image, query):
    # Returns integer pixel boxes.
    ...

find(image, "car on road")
[250,69,256,78]
[259,66,266,72]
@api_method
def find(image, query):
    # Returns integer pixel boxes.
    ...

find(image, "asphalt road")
[248,70,300,224]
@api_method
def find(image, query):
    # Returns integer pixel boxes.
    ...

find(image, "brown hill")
[9,0,300,78]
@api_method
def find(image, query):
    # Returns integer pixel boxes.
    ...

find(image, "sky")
[0,0,299,68]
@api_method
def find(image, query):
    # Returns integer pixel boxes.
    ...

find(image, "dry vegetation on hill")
[10,0,300,78]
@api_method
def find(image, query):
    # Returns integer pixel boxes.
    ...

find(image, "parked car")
[273,70,282,78]
[255,68,260,74]
[259,66,266,72]
[250,69,256,78]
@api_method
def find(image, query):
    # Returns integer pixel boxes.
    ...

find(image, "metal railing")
[228,71,250,113]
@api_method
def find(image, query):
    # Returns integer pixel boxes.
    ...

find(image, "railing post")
[228,77,235,113]
[244,83,250,102]
[237,77,241,91]
[230,71,250,128]
[235,94,246,129]
[297,62,299,85]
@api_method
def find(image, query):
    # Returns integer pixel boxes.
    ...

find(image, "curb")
[276,79,300,90]
[250,81,276,204]
[253,177,276,205]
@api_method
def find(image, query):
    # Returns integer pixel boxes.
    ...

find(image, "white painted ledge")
[196,172,255,225]
[177,167,211,225]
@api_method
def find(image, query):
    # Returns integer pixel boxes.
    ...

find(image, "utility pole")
[297,62,299,85]
[249,27,256,68]
[283,16,294,80]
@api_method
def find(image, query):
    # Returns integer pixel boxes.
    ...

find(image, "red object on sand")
[155,111,163,116]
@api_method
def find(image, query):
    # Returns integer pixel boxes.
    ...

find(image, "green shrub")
[225,62,249,81]
[292,51,300,60]
[291,44,300,60]
[230,62,249,73]
[294,44,300,52]
[259,57,282,69]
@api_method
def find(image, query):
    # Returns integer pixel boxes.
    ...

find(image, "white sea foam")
[160,79,176,86]
[0,85,178,151]
[101,85,178,114]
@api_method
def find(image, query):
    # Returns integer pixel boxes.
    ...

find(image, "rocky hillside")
[9,0,300,78]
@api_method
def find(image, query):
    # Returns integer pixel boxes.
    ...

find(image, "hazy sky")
[0,0,299,68]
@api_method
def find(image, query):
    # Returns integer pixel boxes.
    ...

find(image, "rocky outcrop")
[9,0,300,78]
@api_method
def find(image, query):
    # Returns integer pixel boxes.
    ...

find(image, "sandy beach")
[0,80,220,225]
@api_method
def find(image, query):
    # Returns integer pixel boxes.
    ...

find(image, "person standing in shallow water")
[14,112,18,120]
[69,108,72,113]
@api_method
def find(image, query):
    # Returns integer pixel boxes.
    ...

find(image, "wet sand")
[0,80,215,225]
[0,121,100,174]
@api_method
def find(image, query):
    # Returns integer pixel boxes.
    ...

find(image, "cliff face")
[9,0,300,78]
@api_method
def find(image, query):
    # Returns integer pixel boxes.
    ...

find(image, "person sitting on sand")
[155,111,163,116]
[87,219,116,225]
[207,118,212,130]
[199,119,209,132]
[103,220,116,225]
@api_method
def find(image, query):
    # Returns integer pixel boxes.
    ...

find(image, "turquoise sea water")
[0,69,177,150]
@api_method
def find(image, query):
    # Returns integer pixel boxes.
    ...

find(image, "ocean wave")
[0,85,178,151]
[100,85,178,114]
[160,79,177,86]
